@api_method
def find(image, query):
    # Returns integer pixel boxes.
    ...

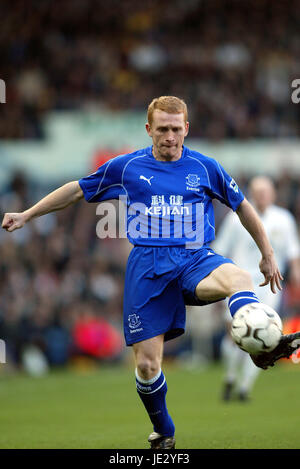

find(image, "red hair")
[147,96,188,125]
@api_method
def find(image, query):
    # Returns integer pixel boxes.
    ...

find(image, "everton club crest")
[186,174,200,191]
[186,174,200,187]
[128,313,141,329]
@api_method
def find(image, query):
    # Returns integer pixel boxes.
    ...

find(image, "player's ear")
[184,121,189,137]
[145,123,152,137]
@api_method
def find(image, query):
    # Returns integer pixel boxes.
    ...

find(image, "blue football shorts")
[123,245,233,346]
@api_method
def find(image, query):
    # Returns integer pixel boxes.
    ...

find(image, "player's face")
[146,110,189,161]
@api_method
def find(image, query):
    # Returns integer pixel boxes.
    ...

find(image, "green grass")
[0,361,299,449]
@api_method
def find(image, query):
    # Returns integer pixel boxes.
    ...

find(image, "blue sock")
[228,290,260,317]
[135,369,175,437]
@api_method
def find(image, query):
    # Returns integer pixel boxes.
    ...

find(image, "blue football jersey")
[78,145,244,248]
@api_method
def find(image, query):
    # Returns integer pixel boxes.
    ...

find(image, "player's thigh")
[195,263,253,301]
[133,334,165,378]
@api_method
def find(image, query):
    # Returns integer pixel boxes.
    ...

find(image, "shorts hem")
[125,327,185,346]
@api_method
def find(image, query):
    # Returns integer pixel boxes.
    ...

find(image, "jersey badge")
[186,174,200,188]
[128,314,142,329]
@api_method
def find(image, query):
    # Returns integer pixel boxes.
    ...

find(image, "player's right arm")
[2,181,84,232]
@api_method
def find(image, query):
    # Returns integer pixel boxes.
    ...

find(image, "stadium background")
[0,0,300,449]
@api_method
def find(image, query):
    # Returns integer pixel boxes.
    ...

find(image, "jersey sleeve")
[78,156,126,203]
[207,159,244,211]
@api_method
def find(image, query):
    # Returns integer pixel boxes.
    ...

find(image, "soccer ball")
[230,303,282,355]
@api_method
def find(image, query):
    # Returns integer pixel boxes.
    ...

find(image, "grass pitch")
[0,361,299,449]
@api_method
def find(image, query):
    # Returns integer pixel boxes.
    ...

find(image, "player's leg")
[193,263,263,399]
[133,334,164,380]
[195,263,255,303]
[133,335,175,448]
[195,263,262,318]
[183,253,300,370]
[194,262,300,372]
[124,247,186,448]
[181,253,261,388]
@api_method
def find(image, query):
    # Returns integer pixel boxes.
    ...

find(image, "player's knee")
[228,268,253,296]
[136,357,161,381]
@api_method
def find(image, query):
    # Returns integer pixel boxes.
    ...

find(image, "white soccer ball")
[230,303,282,355]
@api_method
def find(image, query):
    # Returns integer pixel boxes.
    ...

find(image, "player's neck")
[152,146,183,162]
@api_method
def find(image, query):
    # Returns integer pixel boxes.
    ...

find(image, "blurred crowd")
[1,0,300,140]
[0,173,130,371]
[0,171,299,372]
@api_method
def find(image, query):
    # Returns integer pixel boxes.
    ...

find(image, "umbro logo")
[140,175,154,186]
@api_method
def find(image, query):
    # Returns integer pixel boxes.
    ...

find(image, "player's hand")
[1,212,27,232]
[259,253,283,294]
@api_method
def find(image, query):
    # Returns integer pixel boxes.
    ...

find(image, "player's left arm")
[236,198,283,293]
[207,160,282,293]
